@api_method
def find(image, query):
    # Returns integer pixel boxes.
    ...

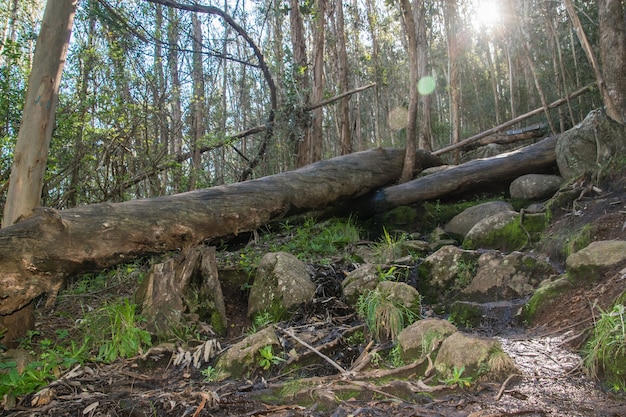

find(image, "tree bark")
[310,0,326,165]
[399,0,418,183]
[366,136,557,212]
[0,148,443,318]
[598,0,626,124]
[2,0,77,228]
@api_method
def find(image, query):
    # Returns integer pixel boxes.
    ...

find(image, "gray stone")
[461,251,556,302]
[434,331,517,382]
[566,240,626,284]
[215,326,280,379]
[445,201,514,239]
[509,174,563,200]
[397,318,457,362]
[463,211,520,250]
[556,109,626,180]
[418,246,480,303]
[247,252,315,318]
[341,263,380,306]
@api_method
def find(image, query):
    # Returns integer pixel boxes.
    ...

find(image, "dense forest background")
[0,0,602,210]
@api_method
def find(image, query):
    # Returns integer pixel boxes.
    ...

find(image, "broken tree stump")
[135,246,227,336]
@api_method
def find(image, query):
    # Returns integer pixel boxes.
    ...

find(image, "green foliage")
[0,331,90,401]
[201,365,226,382]
[455,259,478,289]
[441,366,473,388]
[373,227,407,262]
[80,299,152,363]
[258,345,285,371]
[388,344,405,368]
[584,303,626,392]
[357,287,420,342]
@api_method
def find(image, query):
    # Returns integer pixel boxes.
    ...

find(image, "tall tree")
[334,1,351,155]
[309,0,326,164]
[444,0,461,162]
[3,0,77,227]
[598,0,626,123]
[189,12,207,190]
[399,0,419,183]
[1,0,77,345]
[290,0,312,168]
[167,6,183,192]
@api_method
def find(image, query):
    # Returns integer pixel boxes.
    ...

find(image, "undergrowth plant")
[584,303,626,392]
[373,227,407,262]
[441,365,473,388]
[0,330,90,401]
[258,345,285,370]
[357,287,420,342]
[80,298,152,363]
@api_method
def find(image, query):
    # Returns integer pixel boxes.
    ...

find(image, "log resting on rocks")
[0,148,442,316]
[367,135,557,212]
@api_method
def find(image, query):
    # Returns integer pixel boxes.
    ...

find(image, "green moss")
[449,302,483,328]
[520,277,573,324]
[463,214,546,252]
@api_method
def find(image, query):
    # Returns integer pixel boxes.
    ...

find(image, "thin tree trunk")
[399,0,418,183]
[310,0,326,164]
[189,13,206,190]
[444,0,461,162]
[290,0,311,168]
[416,2,432,151]
[167,7,183,193]
[335,1,351,155]
[68,5,97,208]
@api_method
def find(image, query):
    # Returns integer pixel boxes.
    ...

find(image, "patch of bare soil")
[5,177,626,417]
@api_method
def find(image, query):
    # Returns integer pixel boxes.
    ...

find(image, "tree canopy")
[0,0,611,214]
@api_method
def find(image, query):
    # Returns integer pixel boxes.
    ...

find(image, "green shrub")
[584,303,626,392]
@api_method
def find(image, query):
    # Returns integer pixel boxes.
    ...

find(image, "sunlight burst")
[472,0,501,30]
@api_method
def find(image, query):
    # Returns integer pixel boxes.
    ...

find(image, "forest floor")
[4,176,626,417]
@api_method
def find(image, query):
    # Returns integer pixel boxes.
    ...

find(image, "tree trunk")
[189,13,206,190]
[399,0,418,184]
[598,0,626,124]
[0,148,443,321]
[310,0,326,165]
[1,0,77,347]
[2,0,77,228]
[444,0,461,163]
[167,7,183,193]
[366,136,558,211]
[416,2,432,152]
[335,0,351,155]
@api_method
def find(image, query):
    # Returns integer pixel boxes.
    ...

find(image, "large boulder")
[509,174,563,200]
[566,240,626,284]
[463,211,521,251]
[445,201,514,240]
[556,109,626,180]
[247,252,315,318]
[461,251,557,302]
[417,245,481,303]
[397,318,457,363]
[434,331,517,382]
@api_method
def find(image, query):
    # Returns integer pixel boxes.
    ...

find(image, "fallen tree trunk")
[0,147,442,317]
[366,135,557,212]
